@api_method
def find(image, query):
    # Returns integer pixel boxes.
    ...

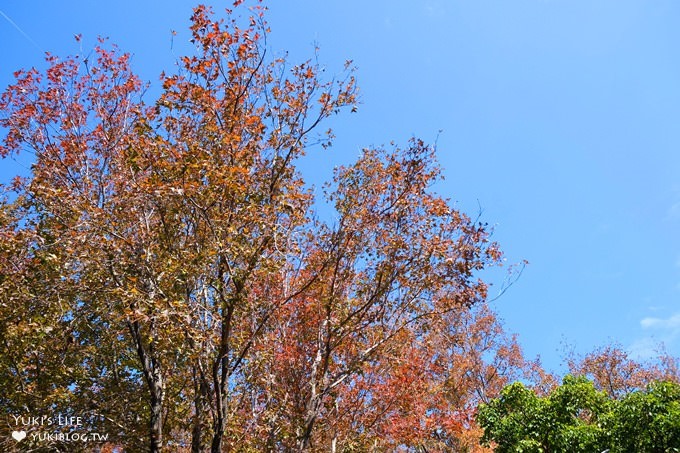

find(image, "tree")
[611,380,680,452]
[0,2,514,452]
[566,344,679,399]
[247,291,529,451]
[478,376,680,453]
[0,47,152,453]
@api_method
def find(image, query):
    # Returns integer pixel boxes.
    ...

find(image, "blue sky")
[1,1,679,372]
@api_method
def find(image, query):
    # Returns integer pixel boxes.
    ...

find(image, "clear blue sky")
[2,1,679,373]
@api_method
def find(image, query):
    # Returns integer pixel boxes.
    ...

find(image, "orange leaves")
[566,344,680,399]
[244,113,261,128]
[0,3,512,451]
[235,137,509,449]
[318,91,331,107]
[161,76,177,90]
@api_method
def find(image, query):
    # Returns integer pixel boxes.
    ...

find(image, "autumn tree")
[234,146,525,451]
[566,344,679,399]
[0,2,519,452]
[0,44,152,452]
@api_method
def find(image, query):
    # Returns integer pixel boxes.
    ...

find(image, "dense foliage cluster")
[478,376,680,452]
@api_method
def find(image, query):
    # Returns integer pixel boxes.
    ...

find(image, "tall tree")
[1,2,514,451]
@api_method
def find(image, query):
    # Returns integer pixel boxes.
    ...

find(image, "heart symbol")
[12,430,26,442]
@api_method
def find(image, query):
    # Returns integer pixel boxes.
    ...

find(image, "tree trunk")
[298,320,333,451]
[210,354,229,453]
[149,387,164,453]
[210,279,236,453]
[209,386,227,453]
[298,394,322,451]
[298,347,324,451]
[192,365,209,453]
[129,320,164,453]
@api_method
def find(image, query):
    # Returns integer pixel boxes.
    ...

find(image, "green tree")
[478,376,680,453]
[611,381,680,452]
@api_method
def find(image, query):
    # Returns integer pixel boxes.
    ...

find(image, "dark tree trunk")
[128,320,164,453]
[210,356,228,453]
[149,387,164,453]
[191,365,209,453]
